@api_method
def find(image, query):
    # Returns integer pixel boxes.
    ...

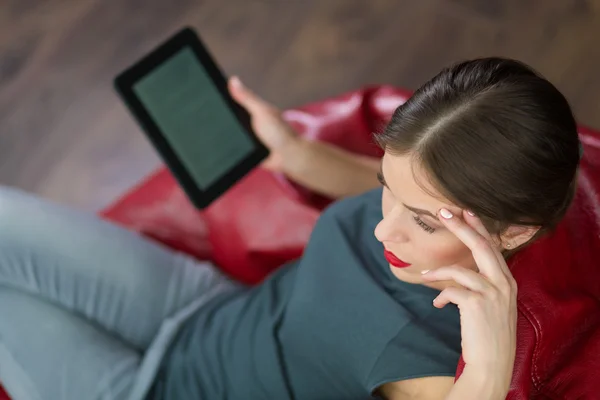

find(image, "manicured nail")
[467,210,475,216]
[231,76,242,88]
[421,270,430,275]
[440,208,453,219]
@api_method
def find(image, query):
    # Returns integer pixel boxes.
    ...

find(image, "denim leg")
[0,186,237,350]
[0,287,140,400]
[0,186,240,399]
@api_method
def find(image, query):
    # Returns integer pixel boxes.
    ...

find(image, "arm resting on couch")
[281,138,382,199]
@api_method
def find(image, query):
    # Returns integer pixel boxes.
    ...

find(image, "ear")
[499,225,541,250]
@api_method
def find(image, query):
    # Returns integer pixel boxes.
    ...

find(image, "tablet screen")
[132,47,255,190]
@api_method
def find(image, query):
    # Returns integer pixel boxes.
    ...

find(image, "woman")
[0,58,580,400]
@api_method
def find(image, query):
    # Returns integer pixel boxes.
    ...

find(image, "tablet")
[114,27,269,209]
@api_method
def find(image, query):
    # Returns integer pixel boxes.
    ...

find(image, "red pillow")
[102,86,600,399]
[2,86,598,400]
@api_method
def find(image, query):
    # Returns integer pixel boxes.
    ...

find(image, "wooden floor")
[1,0,600,211]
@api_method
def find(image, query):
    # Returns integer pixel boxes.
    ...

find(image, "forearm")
[445,366,510,400]
[280,139,381,199]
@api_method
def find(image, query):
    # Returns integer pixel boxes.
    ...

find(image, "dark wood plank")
[1,0,600,211]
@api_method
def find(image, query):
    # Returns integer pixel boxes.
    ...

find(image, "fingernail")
[467,210,475,216]
[440,208,453,219]
[231,76,242,88]
[421,269,430,275]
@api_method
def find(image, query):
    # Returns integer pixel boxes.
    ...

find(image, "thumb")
[228,76,273,115]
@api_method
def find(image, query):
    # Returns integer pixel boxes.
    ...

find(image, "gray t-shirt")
[152,188,461,399]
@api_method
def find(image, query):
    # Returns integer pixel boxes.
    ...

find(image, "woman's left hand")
[421,208,518,390]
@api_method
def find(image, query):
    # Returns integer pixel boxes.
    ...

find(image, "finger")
[421,266,491,293]
[432,287,472,308]
[260,156,278,171]
[463,210,511,276]
[228,76,274,115]
[463,210,493,242]
[438,208,504,282]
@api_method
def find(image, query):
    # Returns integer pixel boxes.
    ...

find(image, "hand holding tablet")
[227,77,301,173]
[115,27,270,209]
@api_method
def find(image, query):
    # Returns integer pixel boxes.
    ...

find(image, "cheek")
[413,233,474,268]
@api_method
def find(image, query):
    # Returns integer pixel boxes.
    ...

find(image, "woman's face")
[374,152,480,285]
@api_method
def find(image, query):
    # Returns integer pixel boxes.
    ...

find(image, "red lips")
[384,250,412,268]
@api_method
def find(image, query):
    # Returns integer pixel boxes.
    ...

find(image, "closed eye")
[413,215,436,234]
[377,171,386,186]
[378,170,438,233]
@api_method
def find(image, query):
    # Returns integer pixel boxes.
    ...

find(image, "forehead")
[381,152,459,214]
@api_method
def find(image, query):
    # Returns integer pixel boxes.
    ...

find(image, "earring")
[506,243,512,248]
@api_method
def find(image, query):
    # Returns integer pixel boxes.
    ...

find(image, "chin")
[388,264,424,283]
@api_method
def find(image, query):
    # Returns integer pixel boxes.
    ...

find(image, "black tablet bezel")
[114,27,269,209]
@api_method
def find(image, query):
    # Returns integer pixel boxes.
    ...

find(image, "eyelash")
[413,216,436,234]
[378,171,436,234]
[376,171,385,186]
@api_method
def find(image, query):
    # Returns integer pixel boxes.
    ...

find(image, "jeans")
[0,186,239,400]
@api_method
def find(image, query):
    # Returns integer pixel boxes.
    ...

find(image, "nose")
[374,209,409,244]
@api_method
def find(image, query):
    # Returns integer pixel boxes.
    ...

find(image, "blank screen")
[133,47,255,190]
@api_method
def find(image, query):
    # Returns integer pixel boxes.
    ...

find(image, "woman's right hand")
[228,76,301,172]
[422,209,518,397]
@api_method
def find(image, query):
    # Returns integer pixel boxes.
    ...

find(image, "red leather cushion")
[1,86,598,400]
[100,86,600,399]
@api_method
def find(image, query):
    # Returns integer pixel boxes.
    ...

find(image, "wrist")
[460,365,510,400]
[279,137,312,176]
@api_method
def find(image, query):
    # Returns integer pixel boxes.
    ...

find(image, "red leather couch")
[1,86,598,400]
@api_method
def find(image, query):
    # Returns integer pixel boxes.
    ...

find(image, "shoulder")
[318,188,382,226]
[377,376,454,400]
[308,188,382,249]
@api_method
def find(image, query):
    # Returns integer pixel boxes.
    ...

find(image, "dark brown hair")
[374,57,581,258]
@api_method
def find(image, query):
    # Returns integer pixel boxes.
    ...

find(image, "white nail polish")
[421,270,430,275]
[440,209,453,219]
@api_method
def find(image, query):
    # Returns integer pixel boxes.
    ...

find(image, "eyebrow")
[378,163,439,220]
